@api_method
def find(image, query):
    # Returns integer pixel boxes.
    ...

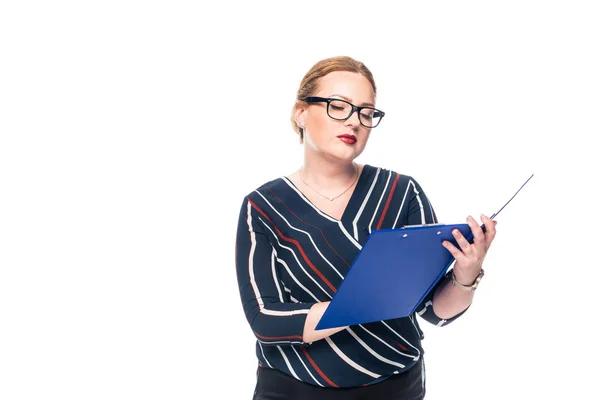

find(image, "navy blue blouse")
[235,164,465,388]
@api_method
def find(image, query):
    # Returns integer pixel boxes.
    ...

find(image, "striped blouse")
[235,164,466,388]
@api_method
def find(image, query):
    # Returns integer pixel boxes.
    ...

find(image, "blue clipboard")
[315,223,471,330]
[315,174,534,330]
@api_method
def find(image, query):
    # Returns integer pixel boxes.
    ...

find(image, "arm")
[405,179,496,325]
[303,302,346,343]
[433,214,497,319]
[236,197,345,345]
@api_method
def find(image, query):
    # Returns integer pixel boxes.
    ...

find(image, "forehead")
[316,71,375,104]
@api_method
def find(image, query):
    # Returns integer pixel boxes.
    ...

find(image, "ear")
[293,105,306,126]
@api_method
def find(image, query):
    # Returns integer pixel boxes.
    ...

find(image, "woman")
[235,56,497,399]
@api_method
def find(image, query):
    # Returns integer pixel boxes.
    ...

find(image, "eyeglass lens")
[328,99,381,127]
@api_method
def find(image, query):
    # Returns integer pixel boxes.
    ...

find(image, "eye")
[329,99,350,109]
[360,110,374,120]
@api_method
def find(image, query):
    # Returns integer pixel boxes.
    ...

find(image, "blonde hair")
[291,56,377,143]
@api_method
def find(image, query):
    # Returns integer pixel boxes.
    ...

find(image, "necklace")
[299,164,359,201]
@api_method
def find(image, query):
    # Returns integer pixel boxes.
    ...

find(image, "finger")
[467,215,485,246]
[481,214,497,245]
[452,227,473,254]
[442,240,466,261]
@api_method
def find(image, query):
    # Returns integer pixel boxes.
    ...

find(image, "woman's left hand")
[442,214,497,286]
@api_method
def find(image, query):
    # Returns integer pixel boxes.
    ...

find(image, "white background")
[1,1,599,399]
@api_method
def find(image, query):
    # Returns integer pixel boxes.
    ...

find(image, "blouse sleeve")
[235,197,314,346]
[405,178,470,327]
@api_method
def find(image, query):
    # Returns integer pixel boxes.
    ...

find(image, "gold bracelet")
[450,269,485,291]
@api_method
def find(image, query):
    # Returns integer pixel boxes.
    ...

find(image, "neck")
[301,154,357,189]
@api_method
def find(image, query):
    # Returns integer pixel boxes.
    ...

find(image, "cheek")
[317,114,337,131]
[357,130,371,149]
[310,116,339,142]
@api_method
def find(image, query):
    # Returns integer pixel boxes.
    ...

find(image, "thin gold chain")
[299,164,359,201]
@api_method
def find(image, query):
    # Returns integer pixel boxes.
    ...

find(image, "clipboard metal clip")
[401,223,444,228]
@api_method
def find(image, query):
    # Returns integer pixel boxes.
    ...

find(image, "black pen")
[475,173,534,237]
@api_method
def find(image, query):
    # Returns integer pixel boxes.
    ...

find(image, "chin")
[327,147,363,162]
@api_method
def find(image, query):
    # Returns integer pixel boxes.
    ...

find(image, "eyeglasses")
[303,96,385,128]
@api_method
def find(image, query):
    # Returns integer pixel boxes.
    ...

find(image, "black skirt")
[252,357,425,400]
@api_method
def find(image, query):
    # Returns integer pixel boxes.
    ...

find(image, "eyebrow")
[329,94,375,108]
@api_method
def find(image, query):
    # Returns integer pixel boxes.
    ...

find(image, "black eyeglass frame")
[303,96,385,128]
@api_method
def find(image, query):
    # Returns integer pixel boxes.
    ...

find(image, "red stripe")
[366,322,408,351]
[376,173,400,230]
[390,320,409,350]
[388,337,408,351]
[300,347,339,388]
[248,199,337,293]
[254,331,303,341]
[264,186,351,267]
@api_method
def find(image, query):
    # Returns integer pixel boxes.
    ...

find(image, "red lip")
[337,134,357,144]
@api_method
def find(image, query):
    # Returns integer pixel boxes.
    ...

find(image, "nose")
[344,109,361,127]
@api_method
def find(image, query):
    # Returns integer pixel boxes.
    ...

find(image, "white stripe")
[258,342,273,368]
[272,248,284,302]
[283,286,299,302]
[282,177,362,250]
[392,178,436,226]
[381,321,421,357]
[247,202,263,308]
[258,338,304,345]
[357,325,413,360]
[259,309,310,317]
[417,300,433,316]
[428,199,437,223]
[255,190,344,279]
[260,219,331,300]
[291,346,324,387]
[277,346,301,380]
[259,217,332,301]
[408,314,425,352]
[392,180,414,229]
[347,328,406,369]
[353,167,380,239]
[368,169,391,233]
[412,184,426,223]
[421,358,425,391]
[281,177,338,223]
[339,222,362,250]
[276,256,319,301]
[325,337,380,379]
[246,203,309,317]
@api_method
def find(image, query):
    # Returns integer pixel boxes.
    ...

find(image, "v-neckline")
[282,164,371,223]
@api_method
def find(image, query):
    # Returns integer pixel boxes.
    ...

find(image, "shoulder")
[363,164,421,189]
[241,175,289,203]
[237,173,299,218]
